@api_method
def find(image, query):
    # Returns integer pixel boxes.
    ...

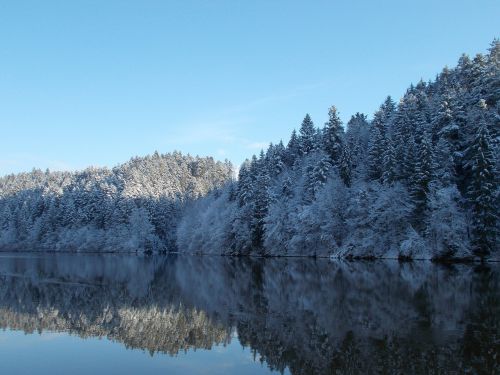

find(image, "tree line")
[178,40,499,260]
[1,41,498,260]
[0,152,232,252]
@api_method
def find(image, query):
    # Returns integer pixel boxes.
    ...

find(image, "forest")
[0,152,232,252]
[1,41,498,260]
[177,40,499,260]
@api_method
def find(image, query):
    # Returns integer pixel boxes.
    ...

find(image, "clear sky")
[0,0,498,175]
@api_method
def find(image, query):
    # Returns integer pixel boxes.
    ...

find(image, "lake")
[0,253,498,374]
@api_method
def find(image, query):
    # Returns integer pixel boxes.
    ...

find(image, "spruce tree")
[251,153,270,250]
[237,160,253,206]
[345,113,369,169]
[285,129,300,166]
[339,145,352,187]
[322,106,344,165]
[382,138,397,185]
[466,116,497,258]
[299,114,316,156]
[484,39,500,107]
[267,141,286,176]
[411,132,434,217]
[367,125,385,181]
[433,137,455,186]
[403,136,417,185]
[305,155,331,202]
[373,96,396,135]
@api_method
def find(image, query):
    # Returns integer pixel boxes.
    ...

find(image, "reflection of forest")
[0,254,498,374]
[0,255,231,355]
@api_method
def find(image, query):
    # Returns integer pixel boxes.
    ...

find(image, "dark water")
[0,253,498,375]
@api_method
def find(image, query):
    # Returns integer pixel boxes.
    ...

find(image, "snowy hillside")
[0,152,233,252]
[177,41,499,261]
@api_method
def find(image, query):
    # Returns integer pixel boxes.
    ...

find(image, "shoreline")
[0,249,498,263]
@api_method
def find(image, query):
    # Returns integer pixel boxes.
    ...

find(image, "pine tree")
[432,95,455,142]
[367,97,397,182]
[345,113,370,170]
[433,137,455,186]
[466,116,497,258]
[339,145,352,187]
[285,129,300,166]
[411,132,434,217]
[483,39,500,107]
[299,114,316,156]
[373,96,396,136]
[367,125,385,181]
[305,155,331,202]
[237,160,253,206]
[382,138,397,185]
[251,153,271,250]
[413,110,430,144]
[322,106,344,165]
[282,176,294,198]
[267,142,286,176]
[390,117,407,183]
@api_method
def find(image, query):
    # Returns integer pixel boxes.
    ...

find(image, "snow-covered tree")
[298,114,316,156]
[410,132,435,218]
[367,125,385,181]
[466,113,498,258]
[4,40,499,261]
[339,145,352,187]
[322,106,344,165]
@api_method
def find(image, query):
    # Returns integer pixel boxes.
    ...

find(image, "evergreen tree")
[367,97,397,182]
[267,142,286,176]
[251,153,271,250]
[433,137,455,186]
[339,145,352,187]
[367,125,385,181]
[382,139,397,185]
[345,113,370,170]
[431,95,455,143]
[411,132,434,217]
[3,40,499,261]
[305,155,331,202]
[373,96,396,136]
[282,176,294,198]
[391,124,406,182]
[285,129,300,166]
[483,39,500,107]
[237,160,253,206]
[322,106,344,165]
[403,136,417,185]
[466,116,497,258]
[299,114,316,156]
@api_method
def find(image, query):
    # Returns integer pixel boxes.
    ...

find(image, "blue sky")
[0,0,498,175]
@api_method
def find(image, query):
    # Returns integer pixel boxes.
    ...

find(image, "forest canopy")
[1,40,499,260]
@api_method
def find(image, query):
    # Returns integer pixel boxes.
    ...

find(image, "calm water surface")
[0,253,498,374]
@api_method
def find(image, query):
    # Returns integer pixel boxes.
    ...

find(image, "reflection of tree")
[0,254,231,356]
[0,305,230,356]
[0,254,498,374]
[460,266,500,374]
[175,257,499,374]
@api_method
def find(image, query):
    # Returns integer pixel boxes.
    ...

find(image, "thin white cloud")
[245,142,268,150]
[220,81,328,115]
[162,118,250,147]
[161,81,326,147]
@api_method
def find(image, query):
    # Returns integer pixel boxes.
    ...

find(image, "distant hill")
[0,152,233,252]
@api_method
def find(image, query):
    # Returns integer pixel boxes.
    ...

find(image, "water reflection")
[0,254,498,374]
